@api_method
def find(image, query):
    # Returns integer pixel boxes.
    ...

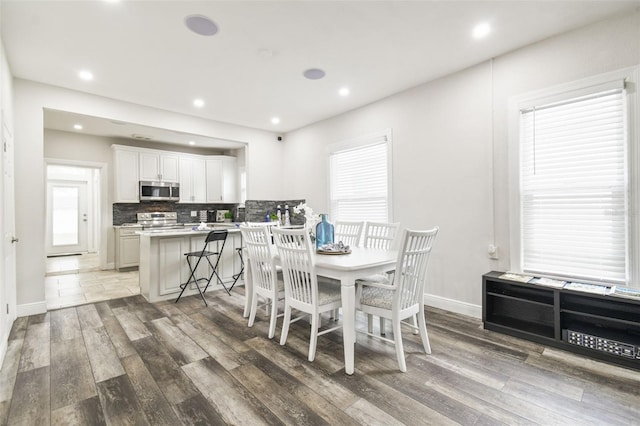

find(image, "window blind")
[330,139,389,222]
[520,87,627,283]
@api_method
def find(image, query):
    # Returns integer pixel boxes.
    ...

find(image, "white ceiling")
[2,0,639,148]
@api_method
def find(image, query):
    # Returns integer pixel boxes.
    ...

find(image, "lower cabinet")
[115,227,140,270]
[483,271,640,371]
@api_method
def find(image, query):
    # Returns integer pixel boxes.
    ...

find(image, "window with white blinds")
[329,133,390,223]
[519,84,627,283]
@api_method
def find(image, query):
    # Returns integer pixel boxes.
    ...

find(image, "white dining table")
[242,246,397,375]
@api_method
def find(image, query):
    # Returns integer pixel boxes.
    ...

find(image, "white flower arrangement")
[293,202,319,231]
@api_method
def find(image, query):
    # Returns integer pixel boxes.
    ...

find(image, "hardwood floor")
[1,288,639,425]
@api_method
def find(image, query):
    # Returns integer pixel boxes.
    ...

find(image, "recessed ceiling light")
[188,141,196,145]
[73,124,83,130]
[185,15,219,36]
[271,117,280,125]
[339,87,350,97]
[193,98,205,108]
[472,22,491,39]
[78,70,93,81]
[303,68,326,80]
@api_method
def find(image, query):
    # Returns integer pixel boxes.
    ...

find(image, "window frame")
[326,129,393,223]
[508,67,639,286]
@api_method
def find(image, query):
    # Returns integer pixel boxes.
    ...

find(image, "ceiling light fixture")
[472,22,491,39]
[339,87,350,97]
[73,124,83,130]
[185,15,219,36]
[78,70,93,81]
[303,68,326,80]
[271,117,280,125]
[193,98,205,108]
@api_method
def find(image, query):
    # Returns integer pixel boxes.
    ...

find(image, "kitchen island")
[137,225,243,303]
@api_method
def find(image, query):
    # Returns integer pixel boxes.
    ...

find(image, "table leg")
[243,260,252,318]
[341,278,356,375]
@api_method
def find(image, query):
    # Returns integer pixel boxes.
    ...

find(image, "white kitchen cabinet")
[139,151,180,182]
[222,156,238,203]
[206,156,238,203]
[113,146,140,203]
[157,236,191,296]
[205,158,223,202]
[179,156,207,203]
[115,227,140,270]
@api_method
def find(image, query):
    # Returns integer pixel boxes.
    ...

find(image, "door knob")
[11,237,18,243]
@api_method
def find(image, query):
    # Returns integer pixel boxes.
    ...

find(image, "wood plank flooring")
[1,288,639,425]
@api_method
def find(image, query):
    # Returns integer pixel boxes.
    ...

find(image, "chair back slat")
[393,228,438,311]
[334,221,364,247]
[272,228,317,307]
[363,222,400,250]
[241,226,277,292]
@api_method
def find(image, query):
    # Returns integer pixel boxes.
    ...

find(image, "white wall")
[0,25,17,365]
[13,80,284,314]
[283,10,640,317]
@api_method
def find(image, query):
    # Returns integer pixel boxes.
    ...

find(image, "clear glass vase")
[315,214,334,249]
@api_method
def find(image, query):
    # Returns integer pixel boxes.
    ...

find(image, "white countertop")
[136,225,240,236]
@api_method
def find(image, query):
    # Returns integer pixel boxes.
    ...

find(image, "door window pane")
[52,186,79,246]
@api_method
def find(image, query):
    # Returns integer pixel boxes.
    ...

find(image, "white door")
[46,180,89,255]
[1,121,17,349]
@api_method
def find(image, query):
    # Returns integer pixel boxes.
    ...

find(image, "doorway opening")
[45,164,101,275]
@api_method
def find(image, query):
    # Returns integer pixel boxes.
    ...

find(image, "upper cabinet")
[113,146,140,203]
[179,156,207,203]
[206,156,238,203]
[113,144,239,204]
[139,151,180,182]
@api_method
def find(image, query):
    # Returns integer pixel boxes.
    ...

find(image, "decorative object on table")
[317,241,351,255]
[315,214,334,249]
[276,205,282,225]
[293,202,319,237]
[284,204,291,226]
[224,211,234,222]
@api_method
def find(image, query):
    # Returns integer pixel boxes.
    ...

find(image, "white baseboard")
[424,293,482,319]
[105,262,115,270]
[17,301,48,317]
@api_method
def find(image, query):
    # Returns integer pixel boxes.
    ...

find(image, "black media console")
[483,271,640,371]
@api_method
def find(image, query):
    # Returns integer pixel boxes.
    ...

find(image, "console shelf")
[483,271,640,370]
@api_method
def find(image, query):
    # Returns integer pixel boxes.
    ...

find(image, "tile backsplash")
[244,199,306,225]
[113,202,240,225]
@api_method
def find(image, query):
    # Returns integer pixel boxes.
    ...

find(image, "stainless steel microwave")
[139,181,180,201]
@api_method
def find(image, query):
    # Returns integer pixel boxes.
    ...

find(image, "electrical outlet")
[190,211,197,217]
[488,244,498,259]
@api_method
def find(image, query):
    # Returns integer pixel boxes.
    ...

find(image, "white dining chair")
[272,227,343,362]
[363,221,401,250]
[356,227,438,372]
[240,225,284,339]
[334,220,364,248]
[241,221,280,317]
[361,221,401,331]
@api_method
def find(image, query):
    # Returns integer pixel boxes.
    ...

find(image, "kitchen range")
[115,211,185,271]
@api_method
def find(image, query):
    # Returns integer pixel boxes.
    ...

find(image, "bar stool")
[175,229,228,306]
[230,246,244,291]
